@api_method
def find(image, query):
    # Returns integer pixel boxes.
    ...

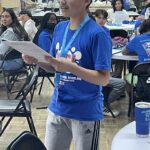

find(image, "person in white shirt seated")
[107,0,129,23]
[19,10,37,41]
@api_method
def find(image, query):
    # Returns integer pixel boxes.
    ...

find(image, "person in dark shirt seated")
[33,13,57,52]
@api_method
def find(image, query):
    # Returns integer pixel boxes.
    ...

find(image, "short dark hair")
[95,9,108,19]
[139,18,150,34]
[19,10,32,18]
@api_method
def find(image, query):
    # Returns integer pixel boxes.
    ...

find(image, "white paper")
[3,41,52,63]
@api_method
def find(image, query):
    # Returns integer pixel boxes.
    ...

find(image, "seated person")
[19,10,37,41]
[33,13,57,52]
[95,9,110,35]
[134,19,143,35]
[0,9,29,71]
[107,0,129,23]
[123,0,130,10]
[95,9,126,117]
[103,77,126,117]
[138,0,150,18]
[122,18,150,95]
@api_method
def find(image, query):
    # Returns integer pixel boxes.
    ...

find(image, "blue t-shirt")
[102,26,110,35]
[49,18,112,121]
[140,8,146,16]
[126,33,150,62]
[38,29,52,53]
[134,19,143,30]
[123,0,130,10]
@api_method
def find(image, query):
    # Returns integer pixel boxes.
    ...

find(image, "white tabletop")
[106,24,135,31]
[112,51,138,61]
[111,121,150,150]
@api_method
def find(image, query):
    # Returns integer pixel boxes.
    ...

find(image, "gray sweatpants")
[45,111,101,150]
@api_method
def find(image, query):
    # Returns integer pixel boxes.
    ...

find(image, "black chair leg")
[26,116,37,136]
[105,102,116,118]
[38,77,45,95]
[0,117,13,136]
[3,73,10,99]
[47,77,54,87]
[30,82,37,103]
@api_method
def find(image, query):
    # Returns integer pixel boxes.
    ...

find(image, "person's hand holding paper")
[3,41,56,72]
[3,41,52,63]
[22,54,38,64]
[45,55,76,73]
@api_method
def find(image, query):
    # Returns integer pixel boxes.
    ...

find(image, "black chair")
[128,62,150,117]
[6,131,47,150]
[102,86,116,118]
[0,66,39,136]
[0,49,28,98]
[37,68,54,95]
[110,29,128,39]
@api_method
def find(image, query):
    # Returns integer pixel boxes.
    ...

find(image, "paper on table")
[3,41,52,63]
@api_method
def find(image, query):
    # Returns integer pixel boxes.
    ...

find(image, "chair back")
[131,62,150,102]
[15,66,38,101]
[2,49,22,60]
[38,68,54,77]
[0,49,23,70]
[6,131,47,150]
[110,29,128,49]
[10,66,39,113]
[110,30,128,38]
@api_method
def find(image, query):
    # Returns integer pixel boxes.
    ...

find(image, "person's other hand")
[22,54,38,64]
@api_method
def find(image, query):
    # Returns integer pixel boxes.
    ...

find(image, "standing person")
[0,8,29,70]
[33,13,57,52]
[19,10,37,41]
[22,0,112,149]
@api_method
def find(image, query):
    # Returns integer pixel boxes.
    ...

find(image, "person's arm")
[22,54,55,73]
[122,37,138,55]
[0,29,18,55]
[45,56,110,86]
[122,48,129,55]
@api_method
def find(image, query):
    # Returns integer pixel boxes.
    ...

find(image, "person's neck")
[69,11,87,30]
